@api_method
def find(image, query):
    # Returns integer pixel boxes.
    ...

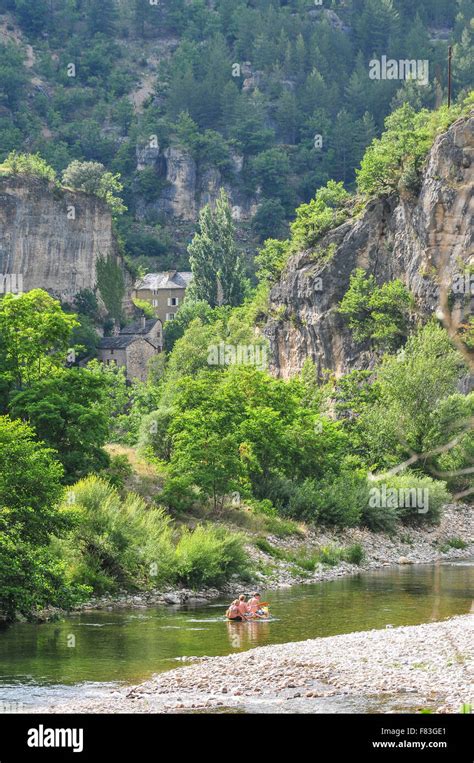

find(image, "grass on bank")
[254,538,365,570]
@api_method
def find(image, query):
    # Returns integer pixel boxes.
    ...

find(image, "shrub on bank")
[367,473,449,527]
[175,525,250,588]
[57,476,176,593]
[56,477,251,594]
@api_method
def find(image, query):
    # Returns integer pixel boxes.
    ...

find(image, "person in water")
[247,592,265,618]
[226,599,245,621]
[237,594,249,619]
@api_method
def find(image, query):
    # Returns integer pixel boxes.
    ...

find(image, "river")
[1,559,472,710]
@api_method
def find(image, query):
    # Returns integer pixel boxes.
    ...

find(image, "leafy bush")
[62,160,126,216]
[58,476,176,593]
[439,537,468,552]
[360,495,399,533]
[100,454,133,490]
[343,543,365,565]
[339,268,414,350]
[290,180,350,251]
[175,525,250,588]
[255,238,291,285]
[368,473,449,526]
[0,416,87,619]
[356,101,471,198]
[0,152,57,183]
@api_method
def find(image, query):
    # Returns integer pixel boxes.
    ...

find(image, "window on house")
[152,299,158,307]
[166,313,175,321]
[167,297,179,307]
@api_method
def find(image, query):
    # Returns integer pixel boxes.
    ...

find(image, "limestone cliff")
[265,113,473,379]
[135,142,258,223]
[0,175,132,310]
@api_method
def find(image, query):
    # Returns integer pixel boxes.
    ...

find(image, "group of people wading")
[226,593,268,621]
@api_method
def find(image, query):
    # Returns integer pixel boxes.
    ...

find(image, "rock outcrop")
[135,142,258,223]
[265,114,473,378]
[0,175,132,308]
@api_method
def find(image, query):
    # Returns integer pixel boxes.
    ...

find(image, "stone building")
[133,270,192,324]
[98,316,162,382]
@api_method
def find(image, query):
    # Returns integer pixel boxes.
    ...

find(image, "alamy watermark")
[369,484,429,514]
[369,56,429,86]
[0,700,24,713]
[207,342,267,371]
[0,273,23,294]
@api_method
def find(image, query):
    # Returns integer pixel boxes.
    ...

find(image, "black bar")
[0,713,472,761]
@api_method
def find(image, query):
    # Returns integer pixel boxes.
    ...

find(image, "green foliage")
[356,100,472,197]
[57,476,250,593]
[369,473,449,526]
[291,470,370,527]
[175,525,250,588]
[187,189,245,308]
[96,255,125,321]
[343,543,365,565]
[57,477,176,593]
[439,537,468,552]
[0,289,78,399]
[252,200,288,242]
[62,161,126,216]
[0,43,28,110]
[73,289,99,320]
[255,239,290,286]
[132,298,155,318]
[290,181,351,251]
[0,415,86,619]
[357,322,465,470]
[339,268,414,350]
[163,299,214,352]
[9,369,111,482]
[0,152,57,182]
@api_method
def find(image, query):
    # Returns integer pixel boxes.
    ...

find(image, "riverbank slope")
[71,503,474,613]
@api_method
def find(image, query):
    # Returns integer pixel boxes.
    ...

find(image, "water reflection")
[225,619,271,649]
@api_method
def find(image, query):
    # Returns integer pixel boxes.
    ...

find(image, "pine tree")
[86,0,117,36]
[188,190,244,308]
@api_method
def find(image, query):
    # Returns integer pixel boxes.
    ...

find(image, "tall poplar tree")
[187,189,244,308]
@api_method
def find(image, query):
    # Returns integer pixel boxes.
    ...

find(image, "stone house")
[98,316,162,382]
[133,270,193,324]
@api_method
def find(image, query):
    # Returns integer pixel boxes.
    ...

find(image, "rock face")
[265,114,474,378]
[0,175,132,307]
[135,142,258,222]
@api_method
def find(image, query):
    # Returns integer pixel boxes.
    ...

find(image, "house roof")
[98,335,139,350]
[99,318,161,351]
[121,318,161,335]
[135,271,193,291]
[98,334,158,351]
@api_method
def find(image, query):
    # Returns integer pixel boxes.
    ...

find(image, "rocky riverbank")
[63,503,474,616]
[39,614,473,714]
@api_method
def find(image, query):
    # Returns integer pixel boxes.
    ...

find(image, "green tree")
[339,269,414,351]
[9,369,111,481]
[62,161,126,216]
[357,322,465,468]
[86,0,117,36]
[0,416,84,619]
[188,189,245,308]
[0,289,77,398]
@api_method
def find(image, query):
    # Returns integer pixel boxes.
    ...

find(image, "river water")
[0,559,472,710]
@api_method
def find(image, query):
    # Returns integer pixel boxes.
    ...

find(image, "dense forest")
[0,1,473,621]
[0,0,472,269]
